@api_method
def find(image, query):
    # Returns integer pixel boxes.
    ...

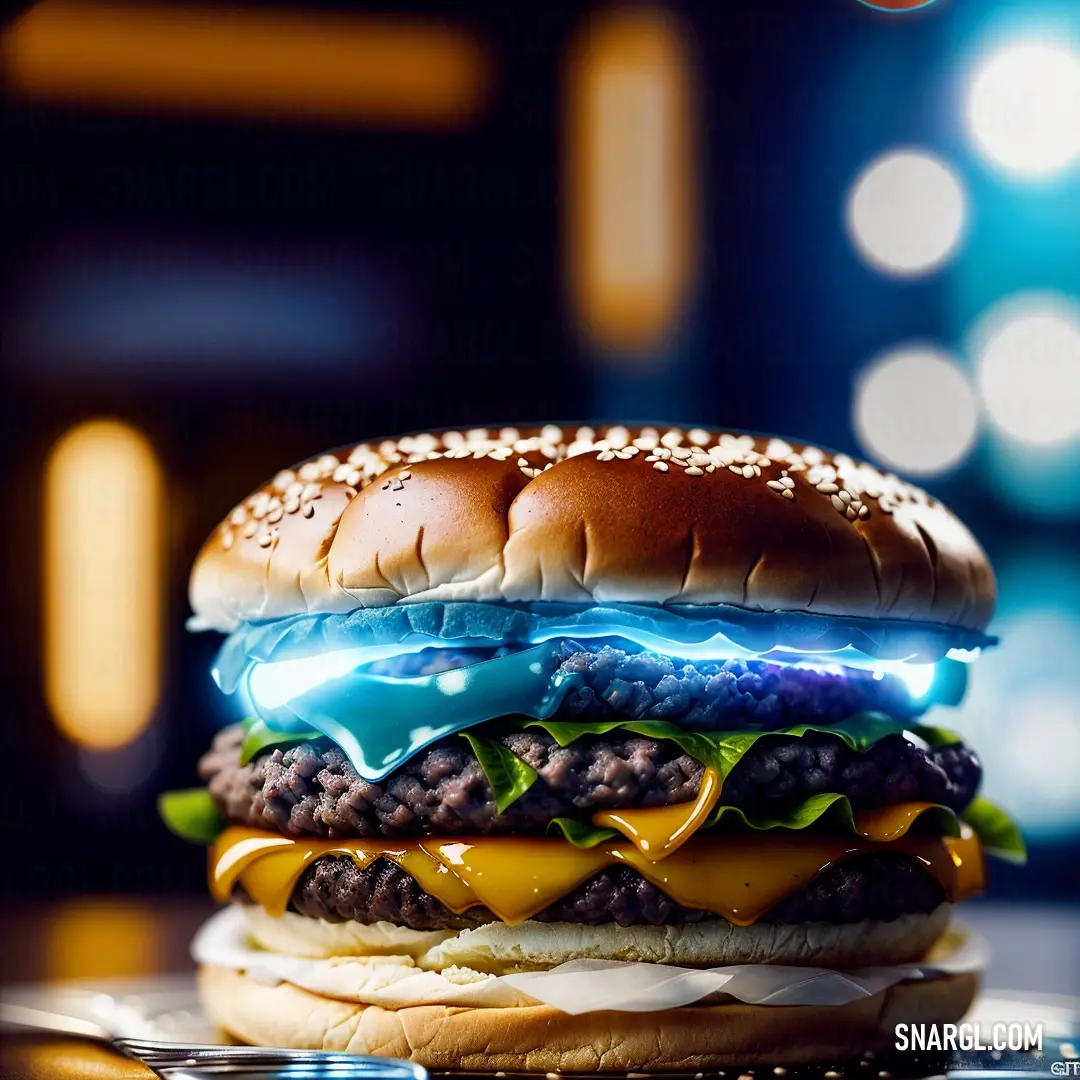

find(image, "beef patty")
[279,850,946,930]
[201,723,980,839]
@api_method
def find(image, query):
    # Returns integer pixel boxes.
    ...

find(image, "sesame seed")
[242,520,257,539]
[729,464,743,475]
[831,494,846,513]
[661,429,683,448]
[858,504,870,518]
[258,532,273,548]
[597,450,616,461]
[517,457,529,467]
[845,506,858,521]
[839,489,852,503]
[302,503,315,518]
[767,480,785,492]
[267,507,283,524]
[672,447,692,460]
[633,436,658,451]
[541,424,563,443]
[399,471,412,480]
[653,461,669,472]
[817,482,839,494]
[576,426,595,442]
[221,530,234,550]
[623,445,641,456]
[686,466,704,476]
[606,425,630,448]
[688,428,710,445]
[773,1070,788,1078]
[706,464,716,472]
[825,1071,842,1079]
[742,464,757,478]
[780,476,795,489]
[756,457,772,468]
[230,507,246,526]
[782,489,795,500]
[284,497,300,514]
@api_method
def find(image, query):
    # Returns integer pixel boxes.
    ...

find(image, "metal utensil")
[0,1001,429,1079]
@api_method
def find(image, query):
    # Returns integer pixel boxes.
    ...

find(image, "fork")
[1,1002,429,1079]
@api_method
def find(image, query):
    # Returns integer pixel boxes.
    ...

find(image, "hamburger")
[162,423,1024,1071]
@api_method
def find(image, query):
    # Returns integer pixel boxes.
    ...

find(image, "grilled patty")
[281,850,946,930]
[201,722,980,840]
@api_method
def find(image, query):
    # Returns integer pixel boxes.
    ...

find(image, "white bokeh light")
[973,292,1080,447]
[953,606,1080,837]
[966,40,1080,178]
[846,150,968,277]
[853,346,979,475]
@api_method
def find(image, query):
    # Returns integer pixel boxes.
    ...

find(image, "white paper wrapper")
[192,906,989,1015]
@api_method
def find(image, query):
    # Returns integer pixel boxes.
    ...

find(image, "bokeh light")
[972,292,1080,447]
[951,554,1080,839]
[853,346,979,475]
[846,150,967,277]
[43,420,162,751]
[966,40,1080,179]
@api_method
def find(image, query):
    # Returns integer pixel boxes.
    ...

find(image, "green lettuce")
[240,716,321,765]
[522,712,924,779]
[461,732,539,814]
[706,794,961,837]
[158,788,224,844]
[547,817,619,847]
[545,796,962,848]
[961,796,1027,864]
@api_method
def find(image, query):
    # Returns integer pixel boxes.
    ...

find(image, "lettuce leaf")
[705,794,960,836]
[522,712,923,779]
[461,732,539,814]
[240,717,322,765]
[911,724,964,749]
[545,796,962,848]
[158,788,224,844]
[961,796,1027,864]
[547,817,619,847]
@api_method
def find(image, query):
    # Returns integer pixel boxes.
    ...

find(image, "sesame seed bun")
[189,424,995,634]
[198,964,979,1070]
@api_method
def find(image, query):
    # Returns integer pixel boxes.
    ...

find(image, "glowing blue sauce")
[214,603,990,783]
[244,641,580,781]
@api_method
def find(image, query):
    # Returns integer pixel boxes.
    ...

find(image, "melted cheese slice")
[592,768,723,859]
[211,814,985,927]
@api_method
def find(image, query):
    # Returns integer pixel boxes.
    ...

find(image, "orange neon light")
[2,1,491,126]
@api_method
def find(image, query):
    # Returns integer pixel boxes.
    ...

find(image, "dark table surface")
[2,897,1078,1079]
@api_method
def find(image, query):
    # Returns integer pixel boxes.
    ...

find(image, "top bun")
[189,424,995,634]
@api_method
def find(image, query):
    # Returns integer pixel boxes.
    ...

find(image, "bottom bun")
[199,965,978,1071]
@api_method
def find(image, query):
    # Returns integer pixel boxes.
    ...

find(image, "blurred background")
[2,0,1079,990]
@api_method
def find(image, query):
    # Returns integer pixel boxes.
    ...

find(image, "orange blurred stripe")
[44,420,162,751]
[564,7,698,356]
[2,0,491,125]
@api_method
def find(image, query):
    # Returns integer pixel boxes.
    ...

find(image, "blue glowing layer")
[213,600,994,694]
[212,602,988,784]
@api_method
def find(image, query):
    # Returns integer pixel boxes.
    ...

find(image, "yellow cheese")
[592,767,723,860]
[210,814,984,926]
